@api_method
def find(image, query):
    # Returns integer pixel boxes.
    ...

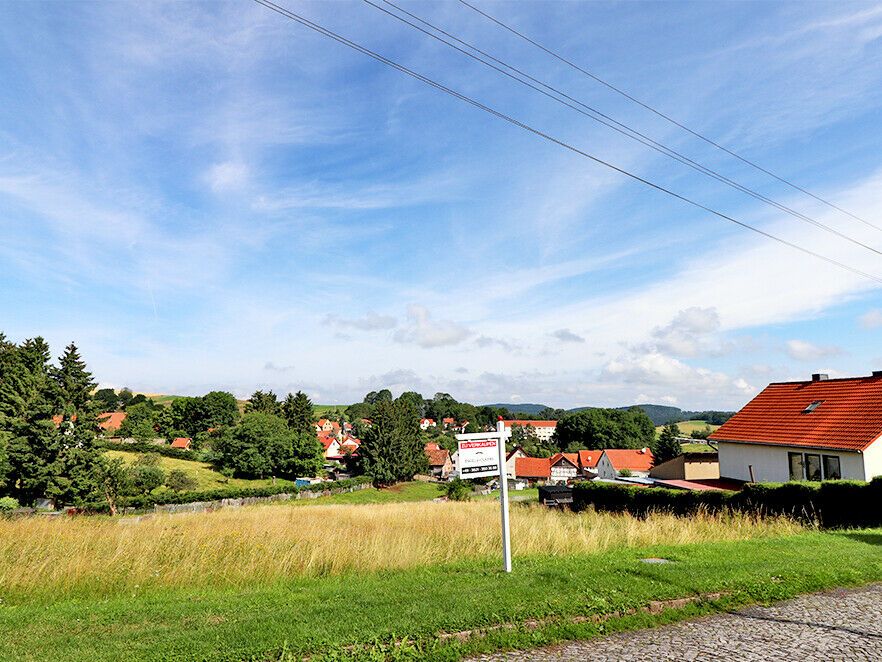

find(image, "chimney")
[873,371,882,378]
[812,373,829,382]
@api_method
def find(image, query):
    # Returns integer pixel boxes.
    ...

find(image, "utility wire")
[458,0,880,233]
[365,0,882,257]
[252,0,882,285]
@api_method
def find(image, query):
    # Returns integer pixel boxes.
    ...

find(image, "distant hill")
[488,402,733,426]
[483,403,552,416]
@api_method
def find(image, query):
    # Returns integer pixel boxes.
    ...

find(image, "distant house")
[501,420,557,442]
[650,452,720,481]
[340,435,360,455]
[171,437,192,450]
[574,450,603,477]
[420,418,437,430]
[97,411,127,434]
[319,434,342,459]
[514,453,579,485]
[425,443,453,479]
[505,446,527,479]
[710,372,882,482]
[442,417,456,428]
[595,448,654,479]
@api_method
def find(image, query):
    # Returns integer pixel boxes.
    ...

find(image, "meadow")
[1,498,880,662]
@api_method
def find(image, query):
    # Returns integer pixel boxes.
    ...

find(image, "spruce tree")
[653,422,682,466]
[359,399,426,487]
[54,342,96,417]
[282,391,314,436]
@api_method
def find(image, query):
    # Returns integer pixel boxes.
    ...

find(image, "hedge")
[82,476,373,514]
[572,477,882,529]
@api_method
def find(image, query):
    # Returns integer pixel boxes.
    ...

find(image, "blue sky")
[2,0,882,409]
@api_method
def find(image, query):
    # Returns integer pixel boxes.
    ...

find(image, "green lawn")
[681,441,717,453]
[104,450,296,491]
[2,530,880,661]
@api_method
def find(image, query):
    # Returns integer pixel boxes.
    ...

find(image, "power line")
[364,0,882,257]
[458,0,880,233]
[252,0,882,285]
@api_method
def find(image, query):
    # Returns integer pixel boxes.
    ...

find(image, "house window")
[804,454,822,481]
[822,455,841,480]
[802,400,824,413]
[788,452,804,481]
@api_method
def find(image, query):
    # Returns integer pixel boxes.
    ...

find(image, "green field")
[293,480,441,505]
[313,404,348,417]
[1,528,880,661]
[104,450,296,491]
[656,420,720,437]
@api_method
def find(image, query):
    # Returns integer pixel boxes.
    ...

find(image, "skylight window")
[803,400,824,413]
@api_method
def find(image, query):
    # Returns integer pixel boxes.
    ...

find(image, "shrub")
[573,478,882,529]
[166,469,198,492]
[440,478,471,501]
[0,496,19,512]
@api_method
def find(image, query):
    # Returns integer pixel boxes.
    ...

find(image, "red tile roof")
[515,456,551,478]
[551,452,580,468]
[426,448,451,467]
[603,448,654,472]
[171,437,191,449]
[709,375,882,452]
[424,442,441,451]
[577,450,603,469]
[98,411,127,431]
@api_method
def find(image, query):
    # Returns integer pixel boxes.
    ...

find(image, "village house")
[505,445,527,479]
[649,452,720,481]
[97,411,127,433]
[710,372,882,482]
[319,434,342,460]
[594,448,654,479]
[424,442,453,479]
[514,453,579,485]
[501,420,557,442]
[171,437,192,450]
[419,418,437,430]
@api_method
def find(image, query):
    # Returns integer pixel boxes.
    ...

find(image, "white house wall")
[718,442,865,482]
[862,436,882,480]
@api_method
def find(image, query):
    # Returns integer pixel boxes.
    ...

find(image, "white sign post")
[456,419,512,573]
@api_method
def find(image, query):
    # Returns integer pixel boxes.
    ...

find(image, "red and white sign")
[458,438,501,478]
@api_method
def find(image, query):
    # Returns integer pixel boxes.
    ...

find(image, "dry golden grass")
[0,501,801,599]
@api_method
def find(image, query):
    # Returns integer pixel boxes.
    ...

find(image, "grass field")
[0,499,879,661]
[655,420,720,438]
[104,449,296,491]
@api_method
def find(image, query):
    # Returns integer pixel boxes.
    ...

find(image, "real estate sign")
[457,438,501,478]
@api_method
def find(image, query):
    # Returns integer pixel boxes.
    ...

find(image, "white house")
[710,372,882,483]
[501,420,557,443]
[594,448,654,480]
[420,418,437,430]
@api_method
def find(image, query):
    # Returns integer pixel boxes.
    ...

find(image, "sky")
[2,0,882,410]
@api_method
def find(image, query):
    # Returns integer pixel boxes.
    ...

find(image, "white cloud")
[785,339,843,361]
[205,161,249,193]
[859,309,882,329]
[551,329,585,344]
[393,305,472,349]
[326,312,397,331]
[650,307,722,357]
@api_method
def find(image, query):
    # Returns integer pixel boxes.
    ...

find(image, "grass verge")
[1,529,880,661]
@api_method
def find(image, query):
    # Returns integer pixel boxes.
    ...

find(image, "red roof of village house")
[502,420,557,428]
[710,375,882,452]
[426,448,451,467]
[515,456,551,478]
[424,442,441,451]
[171,437,191,449]
[577,450,603,469]
[98,411,127,431]
[603,448,654,472]
[552,452,580,468]
[318,435,338,450]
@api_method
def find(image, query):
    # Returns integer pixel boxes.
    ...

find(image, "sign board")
[457,438,501,478]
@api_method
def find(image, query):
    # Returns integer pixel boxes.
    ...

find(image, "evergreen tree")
[358,399,426,487]
[653,422,682,466]
[54,343,96,417]
[245,390,280,416]
[282,391,314,436]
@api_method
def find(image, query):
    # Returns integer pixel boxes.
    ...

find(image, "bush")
[573,478,882,529]
[0,496,19,512]
[81,476,374,513]
[166,469,198,492]
[440,478,471,501]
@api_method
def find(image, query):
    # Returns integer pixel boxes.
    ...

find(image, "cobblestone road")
[467,584,882,661]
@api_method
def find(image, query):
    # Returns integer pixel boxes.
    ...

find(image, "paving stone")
[466,584,882,661]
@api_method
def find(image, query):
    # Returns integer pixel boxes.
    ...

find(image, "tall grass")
[0,501,801,601]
